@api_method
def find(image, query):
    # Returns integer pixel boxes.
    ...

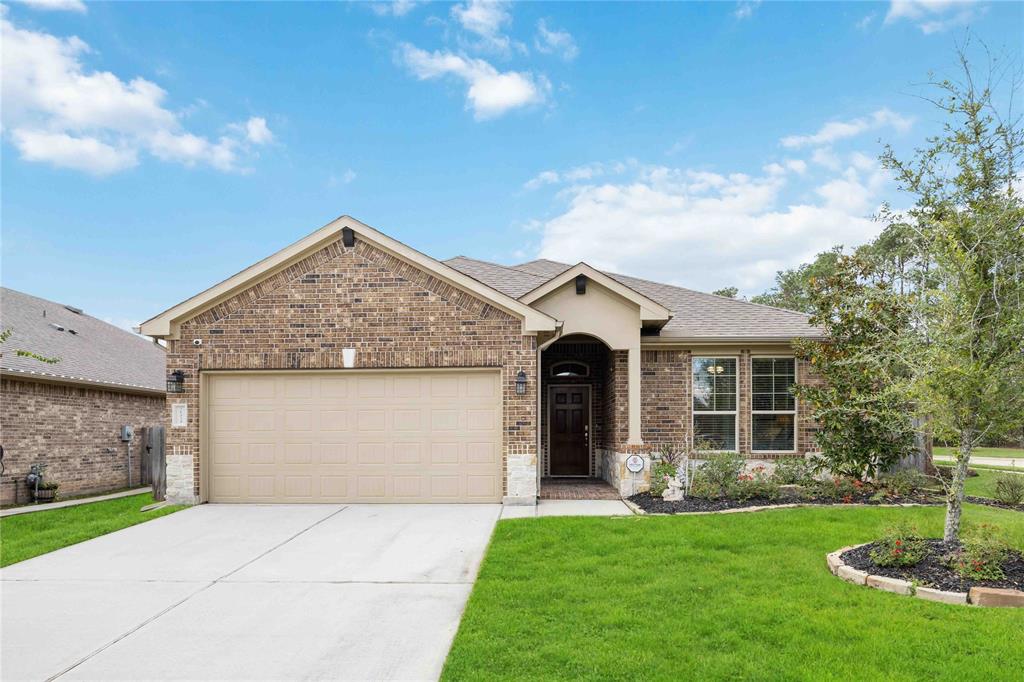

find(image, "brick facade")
[0,378,164,505]
[164,237,537,503]
[637,348,820,459]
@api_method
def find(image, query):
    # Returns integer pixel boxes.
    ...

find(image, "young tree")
[882,45,1024,542]
[793,256,917,479]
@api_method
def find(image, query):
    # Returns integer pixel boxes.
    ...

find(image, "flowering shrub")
[869,523,927,567]
[650,462,677,497]
[812,476,866,502]
[729,465,781,501]
[948,524,1011,581]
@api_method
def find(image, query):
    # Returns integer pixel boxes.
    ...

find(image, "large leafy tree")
[752,248,843,313]
[882,46,1024,542]
[793,256,917,479]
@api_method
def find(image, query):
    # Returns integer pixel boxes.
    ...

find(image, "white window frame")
[691,355,739,453]
[550,360,590,378]
[750,355,798,454]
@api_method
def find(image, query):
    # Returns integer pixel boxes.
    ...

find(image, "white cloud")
[450,1,523,55]
[885,0,981,34]
[781,108,913,148]
[529,159,889,294]
[523,161,630,190]
[733,1,762,20]
[11,129,137,175]
[397,43,548,119]
[0,13,273,175]
[11,0,87,12]
[369,0,420,17]
[856,12,877,30]
[811,147,842,170]
[535,19,578,61]
[329,169,357,186]
[244,116,273,144]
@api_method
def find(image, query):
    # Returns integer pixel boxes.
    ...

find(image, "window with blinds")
[692,357,737,451]
[751,357,796,451]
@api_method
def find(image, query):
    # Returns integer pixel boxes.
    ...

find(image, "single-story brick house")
[140,216,821,506]
[1,288,166,505]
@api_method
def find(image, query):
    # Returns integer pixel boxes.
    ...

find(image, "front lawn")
[934,446,1024,460]
[0,492,183,567]
[963,468,1023,500]
[443,505,1024,680]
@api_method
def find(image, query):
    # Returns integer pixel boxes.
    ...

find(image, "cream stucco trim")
[140,215,558,338]
[518,263,672,323]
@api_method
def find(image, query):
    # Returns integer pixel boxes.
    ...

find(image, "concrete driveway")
[1,504,500,681]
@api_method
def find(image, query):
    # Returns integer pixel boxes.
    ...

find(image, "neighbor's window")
[751,357,796,451]
[692,357,737,450]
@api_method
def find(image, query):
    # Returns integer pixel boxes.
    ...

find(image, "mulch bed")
[628,490,939,515]
[965,495,1024,513]
[841,540,1024,592]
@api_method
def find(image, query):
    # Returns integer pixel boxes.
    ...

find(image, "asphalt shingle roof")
[443,257,819,340]
[0,288,166,392]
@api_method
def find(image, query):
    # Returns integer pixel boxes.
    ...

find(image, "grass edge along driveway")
[443,505,1024,681]
[0,492,183,567]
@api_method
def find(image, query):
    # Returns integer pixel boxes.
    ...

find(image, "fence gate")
[144,426,166,502]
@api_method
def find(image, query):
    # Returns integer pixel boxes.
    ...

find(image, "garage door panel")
[206,371,502,503]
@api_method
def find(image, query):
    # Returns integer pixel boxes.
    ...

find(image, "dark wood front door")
[550,385,590,476]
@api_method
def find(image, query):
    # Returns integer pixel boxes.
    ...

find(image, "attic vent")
[67,328,78,335]
[49,323,65,332]
[64,305,83,315]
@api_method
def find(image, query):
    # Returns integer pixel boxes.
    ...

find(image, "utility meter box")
[120,425,134,442]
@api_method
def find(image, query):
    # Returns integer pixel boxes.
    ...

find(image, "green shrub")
[878,470,929,497]
[869,523,927,567]
[688,453,745,500]
[771,457,817,485]
[949,524,1012,581]
[993,474,1024,505]
[650,462,677,497]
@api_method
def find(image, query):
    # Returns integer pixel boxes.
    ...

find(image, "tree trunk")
[943,434,973,544]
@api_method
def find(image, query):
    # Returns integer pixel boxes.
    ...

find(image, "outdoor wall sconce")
[515,369,528,395]
[166,370,186,393]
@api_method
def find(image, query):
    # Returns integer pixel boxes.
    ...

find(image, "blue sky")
[2,0,1022,331]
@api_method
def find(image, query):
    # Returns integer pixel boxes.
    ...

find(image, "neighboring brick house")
[140,216,821,505]
[0,288,166,505]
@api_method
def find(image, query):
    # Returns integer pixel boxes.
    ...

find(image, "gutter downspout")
[535,322,565,499]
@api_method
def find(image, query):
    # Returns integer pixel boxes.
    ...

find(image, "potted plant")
[33,480,59,503]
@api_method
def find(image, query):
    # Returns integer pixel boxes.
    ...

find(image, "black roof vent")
[64,305,83,315]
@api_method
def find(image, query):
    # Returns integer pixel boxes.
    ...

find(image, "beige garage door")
[205,370,503,503]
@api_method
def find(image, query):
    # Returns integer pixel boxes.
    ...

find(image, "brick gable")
[164,236,537,502]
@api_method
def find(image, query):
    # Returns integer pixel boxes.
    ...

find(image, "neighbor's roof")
[0,288,165,393]
[444,257,819,341]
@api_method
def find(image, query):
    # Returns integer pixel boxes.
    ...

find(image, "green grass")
[962,468,1024,499]
[0,493,183,567]
[934,446,1024,460]
[443,505,1024,681]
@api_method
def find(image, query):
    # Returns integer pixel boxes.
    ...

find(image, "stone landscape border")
[827,543,1024,607]
[621,499,937,516]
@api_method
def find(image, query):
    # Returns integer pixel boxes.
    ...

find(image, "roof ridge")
[513,258,572,268]
[601,270,812,319]
[445,255,551,281]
